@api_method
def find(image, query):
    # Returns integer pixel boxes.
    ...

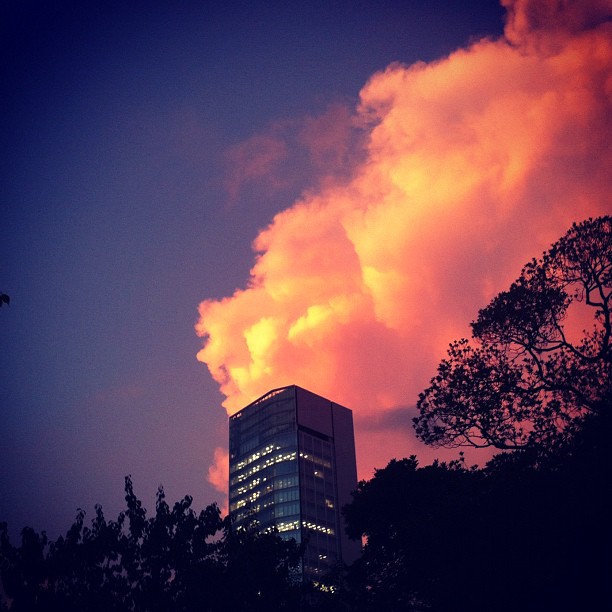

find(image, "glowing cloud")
[197,0,612,477]
[207,447,229,515]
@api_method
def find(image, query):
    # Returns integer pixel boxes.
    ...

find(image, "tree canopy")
[342,456,483,611]
[343,402,611,611]
[0,477,304,612]
[414,216,611,450]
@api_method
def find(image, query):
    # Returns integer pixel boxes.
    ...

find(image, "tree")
[414,216,611,450]
[220,521,304,611]
[0,477,304,611]
[342,457,484,612]
[343,396,612,612]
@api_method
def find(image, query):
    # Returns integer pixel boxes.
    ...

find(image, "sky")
[1,0,611,540]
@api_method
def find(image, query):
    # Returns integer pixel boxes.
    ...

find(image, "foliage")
[343,457,482,611]
[414,216,612,450]
[8,418,599,612]
[0,477,303,611]
[343,400,612,611]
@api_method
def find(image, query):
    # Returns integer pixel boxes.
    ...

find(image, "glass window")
[274,487,299,504]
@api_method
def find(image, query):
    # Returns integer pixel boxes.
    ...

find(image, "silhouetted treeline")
[1,478,306,612]
[2,408,609,611]
[342,398,611,611]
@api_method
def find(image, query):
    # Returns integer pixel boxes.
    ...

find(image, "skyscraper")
[229,385,360,580]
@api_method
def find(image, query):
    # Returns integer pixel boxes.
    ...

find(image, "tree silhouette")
[0,477,304,611]
[415,216,611,450]
[343,457,483,612]
[343,398,611,612]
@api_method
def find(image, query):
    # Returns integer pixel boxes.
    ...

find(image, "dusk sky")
[2,0,611,540]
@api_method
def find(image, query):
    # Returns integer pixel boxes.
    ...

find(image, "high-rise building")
[228,385,360,580]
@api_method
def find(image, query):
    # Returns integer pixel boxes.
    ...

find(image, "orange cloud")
[197,0,612,478]
[207,447,229,515]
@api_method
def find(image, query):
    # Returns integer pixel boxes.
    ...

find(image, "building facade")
[229,385,360,579]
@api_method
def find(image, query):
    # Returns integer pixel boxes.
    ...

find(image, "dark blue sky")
[1,0,505,539]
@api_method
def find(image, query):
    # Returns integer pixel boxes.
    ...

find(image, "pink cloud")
[207,446,229,516]
[198,0,612,478]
